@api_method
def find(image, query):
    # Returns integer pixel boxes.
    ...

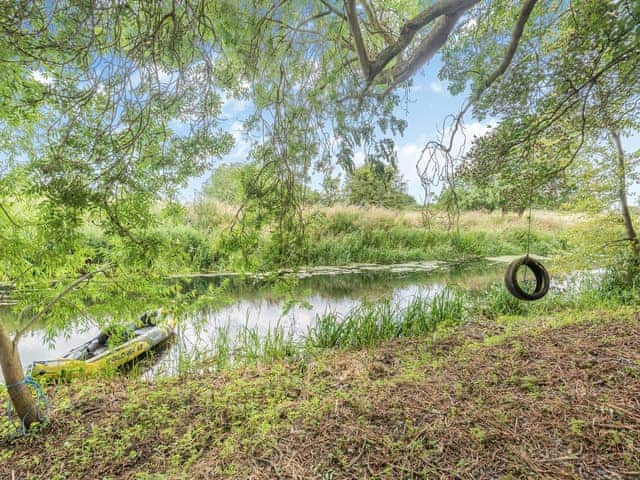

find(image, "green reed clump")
[195,287,468,369]
[340,299,399,349]
[306,287,466,351]
[186,261,640,372]
[396,296,432,337]
[235,322,299,364]
[213,324,231,369]
[479,283,526,317]
[597,251,640,304]
[307,311,345,349]
[430,286,465,325]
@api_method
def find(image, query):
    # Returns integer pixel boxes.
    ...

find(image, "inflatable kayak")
[27,309,175,382]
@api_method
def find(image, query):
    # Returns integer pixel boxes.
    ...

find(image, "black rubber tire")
[504,256,550,301]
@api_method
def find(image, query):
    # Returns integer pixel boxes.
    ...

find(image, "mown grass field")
[2,307,638,479]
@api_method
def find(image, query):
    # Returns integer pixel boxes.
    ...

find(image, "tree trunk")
[0,321,38,427]
[610,129,639,257]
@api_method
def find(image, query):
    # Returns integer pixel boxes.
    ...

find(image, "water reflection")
[154,261,504,375]
[5,261,505,380]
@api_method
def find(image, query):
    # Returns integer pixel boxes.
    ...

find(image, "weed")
[470,426,487,443]
[569,418,586,436]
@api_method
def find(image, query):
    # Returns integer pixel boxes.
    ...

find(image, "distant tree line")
[203,162,417,209]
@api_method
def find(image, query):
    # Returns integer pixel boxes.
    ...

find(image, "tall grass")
[306,287,465,350]
[177,202,578,271]
[168,287,468,373]
[305,216,567,266]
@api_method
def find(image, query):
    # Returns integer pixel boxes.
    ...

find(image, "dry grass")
[185,198,239,230]
[314,204,584,234]
[185,199,585,234]
[457,209,585,233]
[313,204,424,228]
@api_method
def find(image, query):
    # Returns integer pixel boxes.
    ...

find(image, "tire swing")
[504,255,549,301]
[504,147,550,301]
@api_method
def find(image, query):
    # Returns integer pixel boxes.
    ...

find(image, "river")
[5,260,508,381]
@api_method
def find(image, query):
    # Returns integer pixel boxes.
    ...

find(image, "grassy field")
[1,307,638,479]
[187,200,586,234]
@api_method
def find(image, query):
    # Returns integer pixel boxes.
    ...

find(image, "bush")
[154,225,216,272]
[598,251,640,304]
[503,229,565,256]
[477,284,526,317]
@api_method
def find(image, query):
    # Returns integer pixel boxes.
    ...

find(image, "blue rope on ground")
[2,372,49,440]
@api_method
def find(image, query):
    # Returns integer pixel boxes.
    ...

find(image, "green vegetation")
[305,212,563,266]
[307,288,463,350]
[1,1,639,477]
[80,256,636,375]
[2,296,638,478]
[202,163,254,205]
[178,203,576,271]
[344,163,416,208]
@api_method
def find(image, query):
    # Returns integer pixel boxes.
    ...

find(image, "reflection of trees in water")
[184,261,505,304]
[8,261,506,337]
[1,305,61,336]
[8,262,507,379]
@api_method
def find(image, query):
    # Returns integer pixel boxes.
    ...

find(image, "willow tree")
[0,2,233,426]
[3,0,634,426]
[229,0,637,248]
[197,0,545,262]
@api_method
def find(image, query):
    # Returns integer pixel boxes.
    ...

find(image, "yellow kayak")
[27,310,175,382]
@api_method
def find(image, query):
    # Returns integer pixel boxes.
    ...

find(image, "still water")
[9,260,506,380]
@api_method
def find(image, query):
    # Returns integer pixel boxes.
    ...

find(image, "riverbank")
[144,205,586,272]
[2,306,638,479]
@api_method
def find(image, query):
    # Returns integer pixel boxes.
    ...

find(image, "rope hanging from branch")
[504,144,550,301]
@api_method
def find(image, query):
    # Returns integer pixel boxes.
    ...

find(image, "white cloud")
[31,70,53,86]
[226,121,251,161]
[229,121,244,140]
[220,88,251,115]
[462,17,477,32]
[397,141,426,202]
[352,150,366,166]
[396,121,493,201]
[429,81,444,94]
[464,121,492,142]
[156,68,174,84]
[223,97,250,114]
[441,120,493,158]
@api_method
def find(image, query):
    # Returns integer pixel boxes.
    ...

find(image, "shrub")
[154,225,216,272]
[598,250,640,304]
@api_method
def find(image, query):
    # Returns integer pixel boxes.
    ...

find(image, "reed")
[306,287,466,351]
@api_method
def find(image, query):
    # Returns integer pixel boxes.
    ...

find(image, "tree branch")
[419,0,540,161]
[361,0,395,45]
[344,0,371,79]
[480,0,539,95]
[320,0,347,20]
[0,202,22,228]
[12,269,105,346]
[381,10,463,88]
[368,0,480,81]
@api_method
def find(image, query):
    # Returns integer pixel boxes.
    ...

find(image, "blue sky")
[183,57,484,202]
[183,57,640,204]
